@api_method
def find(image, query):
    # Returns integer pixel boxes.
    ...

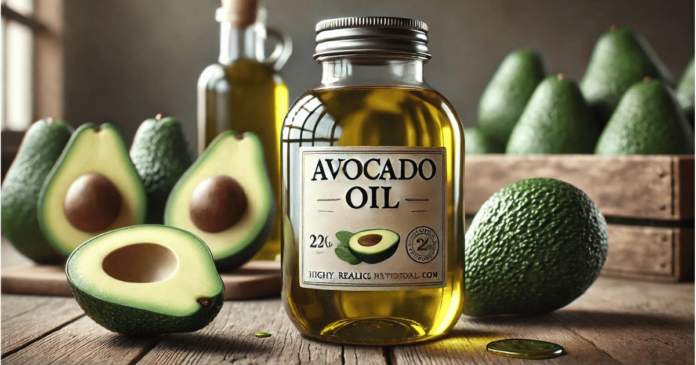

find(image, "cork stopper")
[220,0,259,28]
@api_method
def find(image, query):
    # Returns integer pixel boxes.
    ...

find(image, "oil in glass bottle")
[198,0,291,260]
[281,17,465,345]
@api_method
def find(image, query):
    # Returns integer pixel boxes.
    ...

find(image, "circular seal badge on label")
[406,226,439,264]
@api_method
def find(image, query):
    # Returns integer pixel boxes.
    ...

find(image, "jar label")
[298,146,447,291]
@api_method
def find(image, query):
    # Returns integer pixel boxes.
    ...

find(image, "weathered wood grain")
[552,277,695,365]
[137,299,380,365]
[392,312,619,364]
[601,225,674,280]
[392,277,694,365]
[1,294,84,356]
[3,316,162,365]
[464,155,694,220]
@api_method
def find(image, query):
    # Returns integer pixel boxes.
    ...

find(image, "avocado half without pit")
[39,123,146,256]
[348,229,400,264]
[67,225,225,336]
[165,131,274,271]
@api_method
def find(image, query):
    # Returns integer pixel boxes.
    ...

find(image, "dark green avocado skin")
[676,56,695,127]
[68,282,224,337]
[464,127,505,154]
[1,120,73,263]
[464,178,608,317]
[506,76,599,154]
[580,27,673,127]
[478,49,546,145]
[596,79,694,155]
[130,116,195,224]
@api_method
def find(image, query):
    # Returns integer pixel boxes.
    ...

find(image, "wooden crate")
[464,154,694,282]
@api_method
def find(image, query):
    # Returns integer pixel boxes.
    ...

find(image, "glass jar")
[281,17,465,345]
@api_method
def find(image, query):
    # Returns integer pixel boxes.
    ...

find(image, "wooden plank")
[1,261,281,300]
[1,294,84,356]
[137,299,363,365]
[2,316,161,365]
[393,310,618,364]
[551,277,695,365]
[391,277,693,364]
[601,225,674,280]
[464,155,694,220]
[675,156,695,221]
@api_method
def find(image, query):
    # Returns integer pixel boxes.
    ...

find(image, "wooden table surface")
[2,240,694,365]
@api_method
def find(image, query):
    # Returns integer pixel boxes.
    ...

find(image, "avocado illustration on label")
[334,230,361,265]
[347,229,400,264]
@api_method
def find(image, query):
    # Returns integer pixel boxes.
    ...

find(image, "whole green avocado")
[596,78,694,155]
[478,49,547,145]
[464,127,505,154]
[507,74,600,154]
[580,26,673,126]
[1,119,73,263]
[130,115,195,224]
[464,178,608,317]
[676,56,694,127]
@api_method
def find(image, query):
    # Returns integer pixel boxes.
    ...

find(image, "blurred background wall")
[61,0,694,144]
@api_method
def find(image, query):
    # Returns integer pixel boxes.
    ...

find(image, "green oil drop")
[486,339,565,359]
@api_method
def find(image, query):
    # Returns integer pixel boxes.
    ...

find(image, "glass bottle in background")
[198,0,291,260]
[281,17,465,344]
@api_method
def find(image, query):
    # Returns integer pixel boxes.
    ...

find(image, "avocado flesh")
[67,225,224,336]
[38,123,147,256]
[348,229,400,264]
[506,75,599,154]
[464,127,505,154]
[595,79,695,155]
[130,116,195,224]
[1,120,73,263]
[165,131,274,271]
[478,49,547,145]
[580,26,673,126]
[464,178,608,317]
[676,56,695,127]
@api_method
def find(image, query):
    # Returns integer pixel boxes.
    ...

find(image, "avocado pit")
[102,243,178,283]
[190,175,247,233]
[63,172,122,232]
[357,234,383,247]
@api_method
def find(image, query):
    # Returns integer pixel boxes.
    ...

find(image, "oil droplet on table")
[486,339,565,359]
[254,332,272,338]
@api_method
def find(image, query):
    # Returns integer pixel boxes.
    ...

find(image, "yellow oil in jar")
[281,86,465,345]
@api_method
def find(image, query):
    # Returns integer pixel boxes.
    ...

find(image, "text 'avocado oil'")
[281,17,465,345]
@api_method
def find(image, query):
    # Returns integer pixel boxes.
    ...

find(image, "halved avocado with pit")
[38,123,147,256]
[348,229,400,264]
[67,225,224,336]
[164,131,274,271]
